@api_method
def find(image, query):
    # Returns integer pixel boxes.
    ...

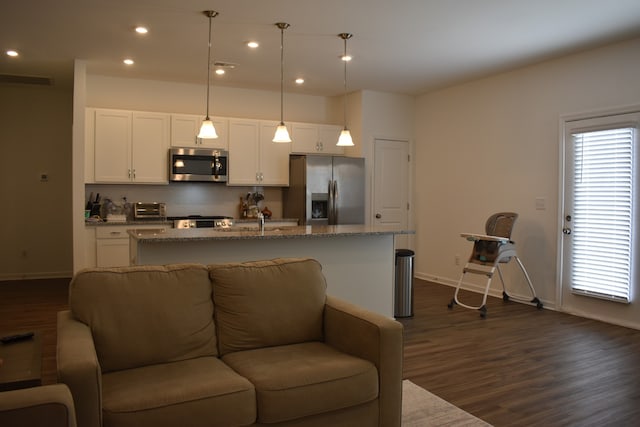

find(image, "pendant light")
[197,10,219,139]
[273,22,292,143]
[337,33,354,147]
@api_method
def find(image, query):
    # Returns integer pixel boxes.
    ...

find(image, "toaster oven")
[133,202,167,220]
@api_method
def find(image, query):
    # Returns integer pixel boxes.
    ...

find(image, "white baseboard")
[414,271,554,309]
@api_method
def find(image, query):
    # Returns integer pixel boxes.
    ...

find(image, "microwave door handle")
[212,157,222,175]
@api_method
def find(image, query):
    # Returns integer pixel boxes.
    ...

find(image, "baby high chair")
[447,212,543,318]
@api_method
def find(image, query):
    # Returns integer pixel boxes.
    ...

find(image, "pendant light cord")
[343,36,347,129]
[339,33,352,131]
[279,25,285,125]
[204,11,217,120]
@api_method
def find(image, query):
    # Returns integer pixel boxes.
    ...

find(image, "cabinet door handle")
[128,169,131,178]
[132,169,136,179]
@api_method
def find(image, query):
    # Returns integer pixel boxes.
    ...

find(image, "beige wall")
[414,37,640,328]
[0,84,73,279]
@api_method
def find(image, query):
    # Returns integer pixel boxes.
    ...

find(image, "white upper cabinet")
[131,112,170,183]
[94,109,132,182]
[291,123,344,155]
[87,108,340,187]
[92,109,169,184]
[227,119,290,186]
[227,119,260,186]
[170,114,228,149]
[259,121,291,186]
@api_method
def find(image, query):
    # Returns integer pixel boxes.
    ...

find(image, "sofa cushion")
[222,341,379,424]
[209,258,326,355]
[69,264,217,372]
[102,356,255,427]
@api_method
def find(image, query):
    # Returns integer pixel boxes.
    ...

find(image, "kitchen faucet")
[257,212,265,233]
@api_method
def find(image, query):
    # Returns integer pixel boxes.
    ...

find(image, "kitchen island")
[129,225,413,317]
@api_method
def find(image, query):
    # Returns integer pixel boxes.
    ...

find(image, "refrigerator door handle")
[328,180,334,224]
[332,180,338,224]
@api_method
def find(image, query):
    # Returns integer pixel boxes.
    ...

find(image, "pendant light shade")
[273,22,291,143]
[274,124,291,142]
[198,10,219,139]
[337,129,353,146]
[337,33,354,147]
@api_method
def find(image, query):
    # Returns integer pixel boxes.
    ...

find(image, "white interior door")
[373,139,411,248]
[560,111,639,314]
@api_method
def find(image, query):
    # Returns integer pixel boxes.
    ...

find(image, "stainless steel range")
[170,216,233,229]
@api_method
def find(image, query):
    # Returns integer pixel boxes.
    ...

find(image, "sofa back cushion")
[209,258,326,356]
[69,264,217,372]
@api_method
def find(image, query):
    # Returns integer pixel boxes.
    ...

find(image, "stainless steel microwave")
[169,147,228,182]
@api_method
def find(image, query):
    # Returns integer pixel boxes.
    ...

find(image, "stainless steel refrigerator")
[284,155,365,225]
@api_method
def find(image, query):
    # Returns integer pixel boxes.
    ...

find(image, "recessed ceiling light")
[6,50,19,57]
[123,58,134,65]
[247,41,259,49]
[341,54,352,62]
[215,69,225,75]
[135,26,148,34]
[295,78,304,85]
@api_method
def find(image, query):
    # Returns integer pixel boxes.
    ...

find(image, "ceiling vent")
[0,74,54,86]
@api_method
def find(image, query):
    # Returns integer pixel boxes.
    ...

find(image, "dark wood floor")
[400,280,640,427]
[0,278,69,386]
[1,277,639,426]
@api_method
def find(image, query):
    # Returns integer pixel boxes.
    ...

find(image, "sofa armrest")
[57,310,102,427]
[323,295,403,427]
[0,384,76,427]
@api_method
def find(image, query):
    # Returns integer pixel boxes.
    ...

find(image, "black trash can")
[394,249,415,318]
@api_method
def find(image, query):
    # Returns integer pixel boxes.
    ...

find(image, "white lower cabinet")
[90,225,169,268]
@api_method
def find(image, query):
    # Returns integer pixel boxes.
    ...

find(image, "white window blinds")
[571,127,635,302]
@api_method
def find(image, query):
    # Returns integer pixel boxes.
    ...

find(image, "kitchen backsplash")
[85,183,284,219]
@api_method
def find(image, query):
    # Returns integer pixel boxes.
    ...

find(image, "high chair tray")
[460,233,509,243]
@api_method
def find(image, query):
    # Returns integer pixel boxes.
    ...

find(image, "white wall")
[0,83,73,279]
[86,74,336,124]
[346,90,416,230]
[414,37,640,327]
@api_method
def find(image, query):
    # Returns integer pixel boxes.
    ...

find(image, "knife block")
[89,203,101,217]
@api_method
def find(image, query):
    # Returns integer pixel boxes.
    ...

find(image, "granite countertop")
[129,224,414,242]
[233,218,299,224]
[85,218,298,227]
[85,219,172,226]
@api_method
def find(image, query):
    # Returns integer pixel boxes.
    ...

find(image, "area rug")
[402,380,491,426]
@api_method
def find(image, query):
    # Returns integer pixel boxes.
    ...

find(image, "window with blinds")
[571,127,635,303]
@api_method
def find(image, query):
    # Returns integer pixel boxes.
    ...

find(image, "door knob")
[375,213,381,219]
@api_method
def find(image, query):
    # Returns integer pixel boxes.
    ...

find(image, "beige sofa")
[57,258,403,427]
